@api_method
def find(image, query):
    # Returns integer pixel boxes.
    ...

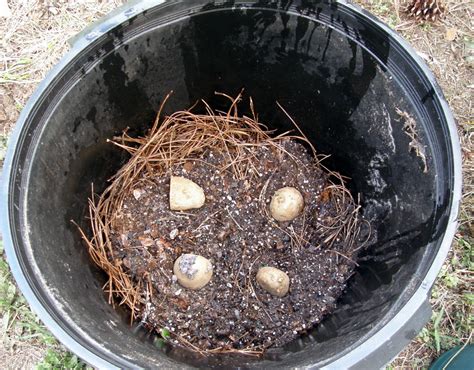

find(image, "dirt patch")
[0,342,47,370]
[109,140,366,352]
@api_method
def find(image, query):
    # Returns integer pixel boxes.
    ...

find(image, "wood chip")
[445,28,457,41]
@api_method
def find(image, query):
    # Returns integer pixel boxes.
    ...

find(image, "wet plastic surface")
[1,1,461,369]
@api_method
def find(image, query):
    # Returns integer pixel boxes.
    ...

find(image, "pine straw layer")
[76,93,367,354]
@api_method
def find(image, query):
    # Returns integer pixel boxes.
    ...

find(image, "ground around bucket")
[0,1,123,369]
[0,0,472,368]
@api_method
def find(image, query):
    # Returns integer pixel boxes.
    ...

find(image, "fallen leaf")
[445,28,457,41]
[183,161,194,172]
[138,235,154,247]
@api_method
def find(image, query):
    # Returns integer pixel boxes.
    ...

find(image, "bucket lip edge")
[0,0,463,368]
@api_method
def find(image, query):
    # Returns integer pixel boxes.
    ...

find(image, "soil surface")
[109,140,364,352]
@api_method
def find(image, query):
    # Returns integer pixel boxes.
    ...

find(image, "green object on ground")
[429,344,474,370]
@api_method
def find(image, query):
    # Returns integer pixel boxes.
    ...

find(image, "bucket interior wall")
[12,2,454,368]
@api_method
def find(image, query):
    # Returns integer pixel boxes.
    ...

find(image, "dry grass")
[77,93,365,353]
[0,341,47,369]
[0,0,125,136]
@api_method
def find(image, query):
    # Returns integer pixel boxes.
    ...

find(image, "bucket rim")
[0,1,462,368]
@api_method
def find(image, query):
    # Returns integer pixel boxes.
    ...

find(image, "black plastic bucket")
[0,1,461,368]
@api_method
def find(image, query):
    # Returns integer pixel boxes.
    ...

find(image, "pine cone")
[406,0,446,22]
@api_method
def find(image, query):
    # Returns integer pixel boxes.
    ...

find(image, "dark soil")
[109,139,366,352]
